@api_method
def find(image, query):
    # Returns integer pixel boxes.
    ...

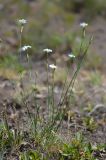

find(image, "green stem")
[58,65,70,106]
[26,51,32,80]
[46,53,50,115]
[19,26,23,59]
[68,37,92,100]
[51,69,55,122]
[60,38,92,107]
[79,28,85,55]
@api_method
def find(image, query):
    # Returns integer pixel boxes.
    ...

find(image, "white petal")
[18,19,27,25]
[80,22,88,28]
[20,45,31,51]
[68,54,76,58]
[49,64,57,69]
[43,48,52,53]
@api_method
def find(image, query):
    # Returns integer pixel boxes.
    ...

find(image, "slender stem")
[58,65,70,106]
[19,25,24,102]
[19,26,23,59]
[79,28,85,56]
[17,25,24,135]
[51,69,55,121]
[59,29,86,107]
[68,37,93,100]
[60,40,92,107]
[46,53,50,115]
[67,111,71,135]
[26,51,32,80]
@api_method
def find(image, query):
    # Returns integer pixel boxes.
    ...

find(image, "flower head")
[20,45,31,52]
[68,53,76,58]
[80,22,88,28]
[43,48,52,53]
[18,19,27,25]
[49,64,57,69]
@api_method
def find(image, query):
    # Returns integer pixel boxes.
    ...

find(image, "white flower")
[80,22,88,28]
[43,48,52,53]
[68,54,75,58]
[20,45,31,52]
[49,64,57,69]
[18,19,27,25]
